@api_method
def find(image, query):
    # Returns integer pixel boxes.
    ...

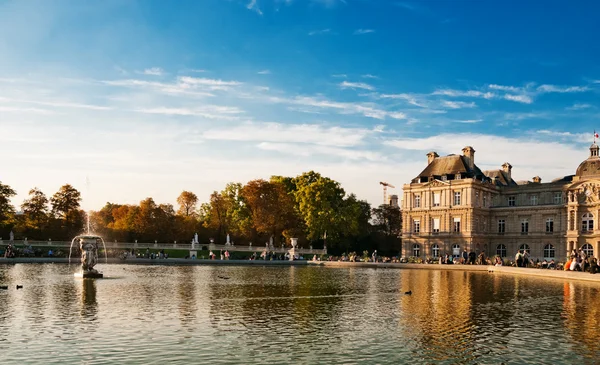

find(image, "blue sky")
[1,0,600,210]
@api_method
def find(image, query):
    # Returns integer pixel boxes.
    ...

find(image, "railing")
[0,240,327,255]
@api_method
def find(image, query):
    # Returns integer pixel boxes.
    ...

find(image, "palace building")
[400,144,600,261]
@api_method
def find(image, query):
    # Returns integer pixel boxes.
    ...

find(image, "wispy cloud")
[362,74,379,79]
[331,74,347,78]
[503,94,533,104]
[141,67,164,76]
[537,84,590,93]
[0,96,111,110]
[488,84,524,93]
[353,29,375,35]
[257,70,271,75]
[203,122,370,147]
[308,29,331,36]
[432,89,495,99]
[455,119,482,124]
[441,100,476,109]
[339,81,375,91]
[566,103,592,110]
[136,105,244,120]
[0,105,55,115]
[258,142,384,161]
[247,0,263,15]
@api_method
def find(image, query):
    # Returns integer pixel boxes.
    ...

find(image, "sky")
[1,0,600,211]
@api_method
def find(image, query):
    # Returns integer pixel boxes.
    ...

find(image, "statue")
[76,236,103,278]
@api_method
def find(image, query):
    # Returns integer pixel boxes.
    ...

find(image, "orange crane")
[379,181,396,205]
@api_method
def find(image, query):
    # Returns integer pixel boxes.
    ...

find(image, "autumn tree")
[21,187,49,232]
[241,179,297,245]
[51,184,82,234]
[0,181,16,228]
[177,191,198,217]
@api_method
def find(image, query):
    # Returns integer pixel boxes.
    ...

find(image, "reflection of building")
[401,144,600,261]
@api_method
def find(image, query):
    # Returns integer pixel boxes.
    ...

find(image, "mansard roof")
[415,155,486,180]
[482,169,517,186]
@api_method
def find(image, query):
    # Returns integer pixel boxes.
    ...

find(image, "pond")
[0,264,599,364]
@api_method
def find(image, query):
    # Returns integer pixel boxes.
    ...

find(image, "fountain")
[70,235,106,278]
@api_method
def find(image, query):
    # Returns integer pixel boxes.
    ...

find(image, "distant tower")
[388,194,399,208]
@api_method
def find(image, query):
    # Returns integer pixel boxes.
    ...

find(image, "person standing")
[372,250,377,263]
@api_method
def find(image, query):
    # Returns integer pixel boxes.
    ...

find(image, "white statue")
[194,233,199,244]
[9,230,14,242]
[226,234,230,245]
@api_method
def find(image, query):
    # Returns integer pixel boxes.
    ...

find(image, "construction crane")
[379,181,396,205]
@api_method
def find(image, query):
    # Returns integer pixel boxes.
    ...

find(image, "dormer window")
[441,175,447,181]
[456,174,461,180]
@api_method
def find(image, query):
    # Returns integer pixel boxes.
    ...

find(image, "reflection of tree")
[562,282,600,357]
[176,266,197,330]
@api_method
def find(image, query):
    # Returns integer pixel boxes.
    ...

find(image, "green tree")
[21,187,49,232]
[0,181,16,228]
[372,204,402,237]
[50,184,82,233]
[176,191,198,217]
[292,171,347,245]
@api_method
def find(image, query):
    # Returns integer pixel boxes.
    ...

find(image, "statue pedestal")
[288,238,298,261]
[189,250,197,259]
[75,271,103,279]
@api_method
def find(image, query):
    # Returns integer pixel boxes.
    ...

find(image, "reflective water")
[1,264,600,364]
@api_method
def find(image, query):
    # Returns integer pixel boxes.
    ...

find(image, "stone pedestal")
[189,250,197,259]
[288,238,298,261]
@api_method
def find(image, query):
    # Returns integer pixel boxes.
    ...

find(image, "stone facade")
[401,144,600,262]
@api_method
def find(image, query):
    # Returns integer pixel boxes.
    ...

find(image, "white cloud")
[142,67,164,76]
[0,96,111,110]
[202,122,371,147]
[503,93,533,104]
[362,74,379,79]
[455,119,482,124]
[257,70,271,75]
[308,29,331,36]
[0,105,55,114]
[354,29,375,35]
[566,103,592,110]
[441,100,476,109]
[488,84,523,93]
[432,89,495,99]
[331,74,347,78]
[257,142,384,161]
[279,95,405,120]
[537,84,590,93]
[339,81,375,91]
[136,106,244,120]
[247,0,263,15]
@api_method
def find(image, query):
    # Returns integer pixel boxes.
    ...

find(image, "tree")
[372,204,402,237]
[21,187,49,232]
[200,192,229,243]
[0,181,16,227]
[51,184,82,234]
[292,171,347,244]
[177,191,198,217]
[241,179,297,245]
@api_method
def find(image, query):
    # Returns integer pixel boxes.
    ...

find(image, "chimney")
[426,151,439,164]
[532,176,541,183]
[462,146,475,170]
[502,162,512,179]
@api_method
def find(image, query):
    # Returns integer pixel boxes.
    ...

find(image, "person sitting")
[541,259,548,269]
[548,259,556,269]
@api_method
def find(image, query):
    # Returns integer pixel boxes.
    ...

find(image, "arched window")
[452,244,460,258]
[496,244,507,257]
[431,244,440,258]
[519,244,530,254]
[412,244,421,257]
[543,244,555,258]
[582,243,594,257]
[582,213,594,232]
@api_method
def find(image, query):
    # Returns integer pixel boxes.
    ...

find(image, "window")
[543,244,555,258]
[582,213,594,232]
[474,218,479,232]
[454,191,461,206]
[432,218,440,233]
[546,218,554,233]
[413,220,420,233]
[453,217,461,232]
[508,196,516,206]
[433,193,440,207]
[530,195,538,206]
[569,211,575,231]
[521,219,529,234]
[519,244,530,254]
[455,173,461,180]
[432,244,440,258]
[496,244,507,257]
[414,194,421,208]
[452,244,460,258]
[554,192,562,204]
[582,243,594,257]
[475,191,480,206]
[498,219,505,234]
[412,244,421,257]
[441,175,447,181]
[483,195,487,207]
